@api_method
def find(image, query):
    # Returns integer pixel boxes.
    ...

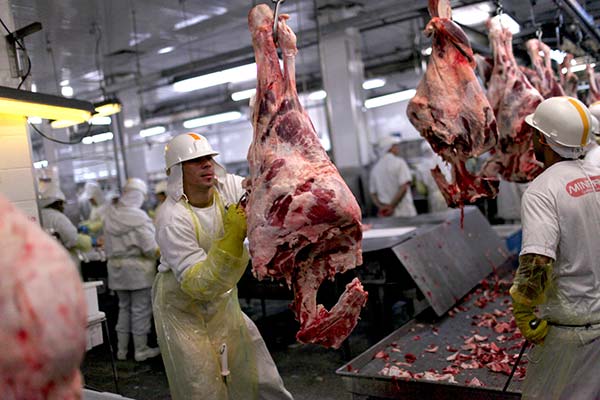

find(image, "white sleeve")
[134,218,158,258]
[53,213,80,249]
[395,158,413,186]
[519,190,559,259]
[220,174,245,204]
[157,220,207,282]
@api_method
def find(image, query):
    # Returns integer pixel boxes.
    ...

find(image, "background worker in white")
[79,180,108,234]
[153,133,292,400]
[369,135,417,217]
[104,178,161,362]
[39,184,94,271]
[510,96,600,400]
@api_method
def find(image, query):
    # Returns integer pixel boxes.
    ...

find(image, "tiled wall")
[0,115,39,221]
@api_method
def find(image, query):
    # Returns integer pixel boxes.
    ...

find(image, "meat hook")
[272,0,286,43]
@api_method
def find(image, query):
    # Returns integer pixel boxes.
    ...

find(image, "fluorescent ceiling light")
[173,63,259,93]
[30,83,37,92]
[83,70,103,81]
[129,33,151,47]
[363,78,386,90]
[452,3,492,26]
[90,116,111,125]
[82,131,113,144]
[308,90,327,101]
[568,63,594,73]
[61,86,73,97]
[158,46,174,54]
[0,85,93,121]
[183,111,242,129]
[496,13,520,34]
[364,89,417,109]
[60,80,69,87]
[140,125,166,137]
[124,119,136,128]
[33,160,48,169]
[231,88,256,101]
[28,116,42,124]
[548,49,566,64]
[421,47,433,56]
[94,99,122,117]
[174,7,227,30]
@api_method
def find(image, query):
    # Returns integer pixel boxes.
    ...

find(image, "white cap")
[154,180,167,194]
[123,178,148,195]
[39,185,66,208]
[377,136,401,154]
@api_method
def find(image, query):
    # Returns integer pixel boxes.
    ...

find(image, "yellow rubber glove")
[180,204,249,300]
[510,254,554,306]
[512,301,548,344]
[75,234,93,252]
[215,204,247,258]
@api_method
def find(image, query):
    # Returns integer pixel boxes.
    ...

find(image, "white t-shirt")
[369,153,417,217]
[585,143,600,167]
[520,160,600,325]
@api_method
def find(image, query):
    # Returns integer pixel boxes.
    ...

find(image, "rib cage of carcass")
[245,4,368,349]
[481,16,544,183]
[526,39,565,98]
[407,0,500,208]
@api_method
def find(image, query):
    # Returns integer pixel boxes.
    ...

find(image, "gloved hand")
[216,204,247,257]
[513,301,548,344]
[78,224,90,234]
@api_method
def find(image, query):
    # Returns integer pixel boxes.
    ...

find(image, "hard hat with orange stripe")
[525,96,593,148]
[164,132,219,170]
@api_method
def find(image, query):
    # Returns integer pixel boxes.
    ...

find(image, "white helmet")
[123,177,147,195]
[525,96,593,148]
[377,135,401,154]
[39,185,66,208]
[588,101,600,135]
[165,132,219,170]
[154,180,167,194]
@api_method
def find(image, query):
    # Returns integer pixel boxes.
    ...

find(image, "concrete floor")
[81,295,377,400]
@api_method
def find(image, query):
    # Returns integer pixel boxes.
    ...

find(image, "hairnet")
[39,185,66,208]
[378,136,401,154]
[83,181,105,205]
[118,189,145,209]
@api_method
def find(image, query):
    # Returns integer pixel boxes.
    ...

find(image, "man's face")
[532,129,548,165]
[182,156,215,191]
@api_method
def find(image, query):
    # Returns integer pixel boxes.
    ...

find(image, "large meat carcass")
[481,16,544,182]
[407,0,499,208]
[246,4,367,349]
[0,195,87,399]
[526,39,565,98]
[560,53,579,97]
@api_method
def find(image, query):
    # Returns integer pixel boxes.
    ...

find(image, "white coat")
[104,203,158,291]
[519,159,600,399]
[369,153,417,217]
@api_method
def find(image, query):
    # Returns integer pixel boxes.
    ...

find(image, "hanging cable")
[93,22,107,97]
[555,9,563,47]
[130,0,146,125]
[28,122,91,145]
[0,16,32,90]
[529,0,543,41]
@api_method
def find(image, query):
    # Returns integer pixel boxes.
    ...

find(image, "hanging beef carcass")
[474,54,494,89]
[560,53,579,97]
[407,0,499,208]
[587,64,600,104]
[526,39,565,98]
[481,16,544,182]
[0,195,87,399]
[246,4,367,349]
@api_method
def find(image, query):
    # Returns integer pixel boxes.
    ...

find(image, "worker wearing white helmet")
[584,100,600,167]
[511,96,600,399]
[103,178,161,362]
[39,183,95,272]
[152,133,292,400]
[369,135,417,217]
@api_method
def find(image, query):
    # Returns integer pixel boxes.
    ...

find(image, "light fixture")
[421,47,433,56]
[173,63,258,93]
[59,79,70,87]
[364,89,417,109]
[61,86,74,97]
[140,125,166,137]
[183,111,242,129]
[27,116,42,124]
[362,78,386,90]
[82,131,113,144]
[174,15,210,30]
[33,160,48,169]
[158,46,174,54]
[568,63,594,73]
[452,3,492,26]
[90,116,112,125]
[93,98,122,117]
[30,83,37,92]
[549,49,566,64]
[124,119,136,128]
[496,13,520,34]
[0,85,93,121]
[308,90,327,101]
[231,88,256,101]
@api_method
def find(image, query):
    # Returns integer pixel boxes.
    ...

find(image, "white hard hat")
[588,101,600,135]
[154,180,167,194]
[123,177,147,195]
[525,96,593,148]
[39,185,66,208]
[165,132,219,170]
[377,136,401,153]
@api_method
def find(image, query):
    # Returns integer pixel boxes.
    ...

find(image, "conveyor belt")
[337,267,526,400]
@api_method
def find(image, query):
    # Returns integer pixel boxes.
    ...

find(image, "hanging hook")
[495,0,504,16]
[272,0,286,43]
[536,26,543,41]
